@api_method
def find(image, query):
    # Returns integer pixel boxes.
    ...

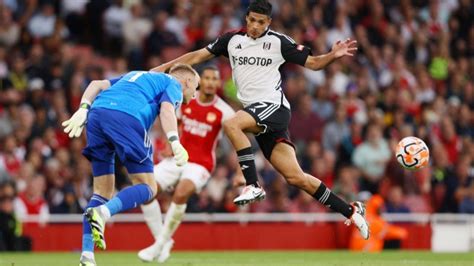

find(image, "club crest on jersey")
[206,112,217,123]
[263,42,271,50]
[184,108,191,114]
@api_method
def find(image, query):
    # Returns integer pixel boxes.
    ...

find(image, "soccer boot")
[138,240,160,262]
[79,255,96,266]
[345,201,370,240]
[157,239,175,263]
[233,184,266,206]
[138,238,173,262]
[85,207,107,250]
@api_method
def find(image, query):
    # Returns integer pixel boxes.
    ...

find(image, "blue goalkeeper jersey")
[92,71,183,130]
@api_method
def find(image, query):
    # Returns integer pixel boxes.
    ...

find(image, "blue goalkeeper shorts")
[82,108,153,176]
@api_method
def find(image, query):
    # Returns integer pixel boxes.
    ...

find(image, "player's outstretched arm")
[150,48,215,73]
[81,79,112,104]
[159,102,188,166]
[61,79,111,138]
[304,38,358,71]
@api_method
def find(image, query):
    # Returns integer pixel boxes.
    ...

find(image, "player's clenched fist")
[62,103,89,138]
[170,141,188,166]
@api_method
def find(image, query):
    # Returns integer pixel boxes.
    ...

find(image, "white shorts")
[154,158,211,193]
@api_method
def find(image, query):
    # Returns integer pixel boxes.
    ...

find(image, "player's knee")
[172,192,189,205]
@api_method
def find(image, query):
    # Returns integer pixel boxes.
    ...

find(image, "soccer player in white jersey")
[151,0,369,240]
[138,66,235,263]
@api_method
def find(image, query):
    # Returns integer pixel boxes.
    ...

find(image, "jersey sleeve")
[279,34,312,66]
[206,31,234,58]
[158,79,183,110]
[216,98,235,124]
[108,75,123,86]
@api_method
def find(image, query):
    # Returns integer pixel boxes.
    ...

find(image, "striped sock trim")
[318,188,331,204]
[145,184,153,201]
[91,196,108,205]
[238,154,255,162]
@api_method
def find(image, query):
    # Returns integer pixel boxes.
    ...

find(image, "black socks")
[313,183,354,218]
[236,147,259,186]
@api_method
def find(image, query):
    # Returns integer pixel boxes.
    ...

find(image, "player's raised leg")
[85,173,157,250]
[223,111,266,205]
[269,142,369,239]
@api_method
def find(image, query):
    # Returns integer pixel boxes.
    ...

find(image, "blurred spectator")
[103,0,131,56]
[434,117,462,164]
[385,186,410,213]
[206,165,230,206]
[123,3,152,68]
[5,55,28,92]
[208,3,241,40]
[455,156,474,213]
[322,101,349,154]
[289,93,324,145]
[332,166,359,203]
[352,123,391,193]
[326,10,352,48]
[310,156,334,188]
[14,174,49,224]
[123,3,152,53]
[61,0,88,42]
[0,6,20,47]
[0,180,31,251]
[0,135,23,179]
[146,11,180,56]
[165,2,189,45]
[311,85,334,121]
[27,3,57,39]
[431,144,458,212]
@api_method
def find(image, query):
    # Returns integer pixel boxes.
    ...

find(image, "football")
[396,136,430,170]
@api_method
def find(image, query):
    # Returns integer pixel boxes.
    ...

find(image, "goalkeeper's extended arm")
[159,102,188,166]
[62,80,111,138]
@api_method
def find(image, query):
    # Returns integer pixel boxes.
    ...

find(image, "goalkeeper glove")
[62,101,90,138]
[167,131,188,166]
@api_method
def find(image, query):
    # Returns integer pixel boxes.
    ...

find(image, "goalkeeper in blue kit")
[61,64,199,266]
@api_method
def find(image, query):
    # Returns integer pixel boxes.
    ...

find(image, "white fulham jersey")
[206,28,312,110]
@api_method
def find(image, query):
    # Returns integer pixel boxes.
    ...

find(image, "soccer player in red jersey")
[138,66,235,263]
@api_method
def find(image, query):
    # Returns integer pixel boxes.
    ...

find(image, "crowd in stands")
[0,0,473,229]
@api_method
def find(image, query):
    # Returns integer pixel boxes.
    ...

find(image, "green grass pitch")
[0,251,473,266]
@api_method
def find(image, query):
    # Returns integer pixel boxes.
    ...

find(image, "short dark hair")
[247,0,272,17]
[200,65,219,75]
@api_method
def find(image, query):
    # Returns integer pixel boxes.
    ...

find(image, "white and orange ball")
[396,136,430,170]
